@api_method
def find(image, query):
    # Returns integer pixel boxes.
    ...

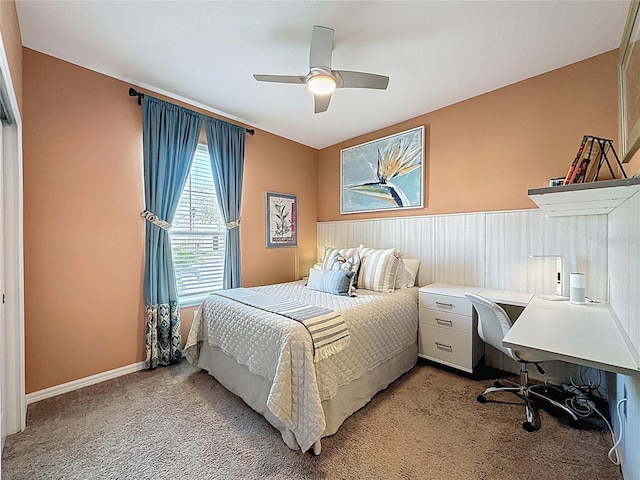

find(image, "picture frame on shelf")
[549,177,565,187]
[265,192,297,248]
[619,0,640,163]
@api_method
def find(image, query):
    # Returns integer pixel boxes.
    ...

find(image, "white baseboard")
[25,361,147,405]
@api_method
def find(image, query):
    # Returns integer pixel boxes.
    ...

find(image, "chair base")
[477,364,578,431]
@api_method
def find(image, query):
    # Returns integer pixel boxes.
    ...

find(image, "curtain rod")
[128,87,255,136]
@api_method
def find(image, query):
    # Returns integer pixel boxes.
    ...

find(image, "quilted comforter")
[185,280,418,452]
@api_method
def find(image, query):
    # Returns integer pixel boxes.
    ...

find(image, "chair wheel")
[493,380,502,388]
[522,421,536,432]
[477,394,488,403]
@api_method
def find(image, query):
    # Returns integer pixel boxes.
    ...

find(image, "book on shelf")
[568,137,602,184]
[563,135,589,185]
[564,136,603,185]
[584,141,602,183]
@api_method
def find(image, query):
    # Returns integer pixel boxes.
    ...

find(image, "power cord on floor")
[561,382,626,465]
[603,398,626,465]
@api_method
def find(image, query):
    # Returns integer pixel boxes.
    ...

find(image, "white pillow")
[358,247,402,293]
[398,258,420,288]
[394,258,408,289]
[405,258,420,287]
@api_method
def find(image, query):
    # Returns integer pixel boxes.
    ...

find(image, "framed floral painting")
[340,126,424,214]
[266,192,297,248]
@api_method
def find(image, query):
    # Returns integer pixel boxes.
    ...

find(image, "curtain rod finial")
[129,87,144,105]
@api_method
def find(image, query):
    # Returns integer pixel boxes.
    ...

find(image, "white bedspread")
[185,280,418,452]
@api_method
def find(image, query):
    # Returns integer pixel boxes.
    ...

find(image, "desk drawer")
[419,292,473,316]
[419,308,474,334]
[418,324,474,371]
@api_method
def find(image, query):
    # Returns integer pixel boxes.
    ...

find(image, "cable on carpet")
[560,373,625,465]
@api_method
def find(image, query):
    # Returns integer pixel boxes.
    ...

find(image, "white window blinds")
[171,144,225,300]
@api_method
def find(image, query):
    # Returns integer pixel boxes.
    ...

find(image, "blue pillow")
[306,268,354,296]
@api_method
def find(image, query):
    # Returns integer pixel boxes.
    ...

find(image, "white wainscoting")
[318,209,608,302]
[318,209,609,380]
[485,211,608,300]
[608,191,640,480]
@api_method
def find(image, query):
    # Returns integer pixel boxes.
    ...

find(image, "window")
[171,144,225,302]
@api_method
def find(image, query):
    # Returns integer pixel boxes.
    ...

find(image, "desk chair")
[465,293,578,431]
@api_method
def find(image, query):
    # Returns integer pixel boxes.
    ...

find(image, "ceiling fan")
[253,25,389,113]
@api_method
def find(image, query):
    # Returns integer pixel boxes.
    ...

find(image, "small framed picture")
[266,192,297,248]
[549,178,565,187]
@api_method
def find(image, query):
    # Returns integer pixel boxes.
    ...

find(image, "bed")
[185,249,419,454]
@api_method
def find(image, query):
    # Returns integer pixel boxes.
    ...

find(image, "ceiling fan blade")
[309,25,334,69]
[253,74,306,84]
[334,70,389,90]
[314,93,332,113]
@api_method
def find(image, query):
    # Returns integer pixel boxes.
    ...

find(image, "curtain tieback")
[226,217,241,230]
[141,210,172,231]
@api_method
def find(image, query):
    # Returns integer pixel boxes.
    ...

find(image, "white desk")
[478,288,533,308]
[420,283,640,376]
[503,295,640,377]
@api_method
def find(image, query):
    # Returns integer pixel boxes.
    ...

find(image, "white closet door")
[0,112,5,455]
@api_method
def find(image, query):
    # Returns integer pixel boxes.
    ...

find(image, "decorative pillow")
[394,258,407,289]
[306,268,355,296]
[395,258,421,289]
[358,247,402,293]
[403,258,421,287]
[330,252,361,295]
[321,245,361,270]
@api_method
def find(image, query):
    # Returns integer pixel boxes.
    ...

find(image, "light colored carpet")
[3,360,623,480]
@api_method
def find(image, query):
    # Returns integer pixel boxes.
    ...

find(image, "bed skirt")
[197,341,417,454]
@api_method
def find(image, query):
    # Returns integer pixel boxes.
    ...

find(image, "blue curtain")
[204,118,246,289]
[142,96,203,369]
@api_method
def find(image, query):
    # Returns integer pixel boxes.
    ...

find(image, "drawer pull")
[435,301,454,309]
[435,318,453,327]
[435,342,453,352]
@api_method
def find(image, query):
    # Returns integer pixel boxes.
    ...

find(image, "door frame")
[0,36,25,439]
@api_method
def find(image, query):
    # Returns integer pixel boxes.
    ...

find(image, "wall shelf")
[528,177,640,217]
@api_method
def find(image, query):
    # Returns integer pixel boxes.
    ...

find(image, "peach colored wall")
[242,135,319,286]
[23,50,147,394]
[0,0,22,112]
[22,49,318,393]
[318,51,620,222]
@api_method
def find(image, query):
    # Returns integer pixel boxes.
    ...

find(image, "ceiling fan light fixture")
[253,26,389,112]
[307,75,336,95]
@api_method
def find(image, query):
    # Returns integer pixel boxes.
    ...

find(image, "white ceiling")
[16,1,631,149]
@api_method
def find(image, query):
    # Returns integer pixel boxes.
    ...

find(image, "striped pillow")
[358,247,403,293]
[321,245,361,270]
[306,268,355,296]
